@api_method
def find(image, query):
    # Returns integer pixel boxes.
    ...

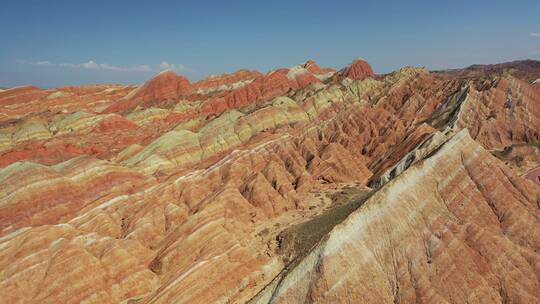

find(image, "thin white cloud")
[21,59,191,74]
[60,60,152,72]
[20,60,52,65]
[159,61,186,71]
[131,65,153,72]
[34,60,52,65]
[530,32,540,37]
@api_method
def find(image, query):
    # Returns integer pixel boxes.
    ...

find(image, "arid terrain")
[0,58,539,303]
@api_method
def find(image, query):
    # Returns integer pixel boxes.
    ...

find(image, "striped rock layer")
[0,58,539,303]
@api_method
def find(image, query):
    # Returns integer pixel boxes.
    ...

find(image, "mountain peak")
[338,57,375,80]
[103,69,191,113]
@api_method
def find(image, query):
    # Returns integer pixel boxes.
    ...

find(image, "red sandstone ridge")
[336,58,375,80]
[199,66,325,114]
[191,69,263,93]
[103,70,191,113]
[0,85,47,107]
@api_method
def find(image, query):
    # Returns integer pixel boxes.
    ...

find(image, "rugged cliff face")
[0,58,539,303]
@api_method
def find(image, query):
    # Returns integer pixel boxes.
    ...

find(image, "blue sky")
[1,0,539,88]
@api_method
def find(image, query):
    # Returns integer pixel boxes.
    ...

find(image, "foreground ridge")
[250,129,540,303]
